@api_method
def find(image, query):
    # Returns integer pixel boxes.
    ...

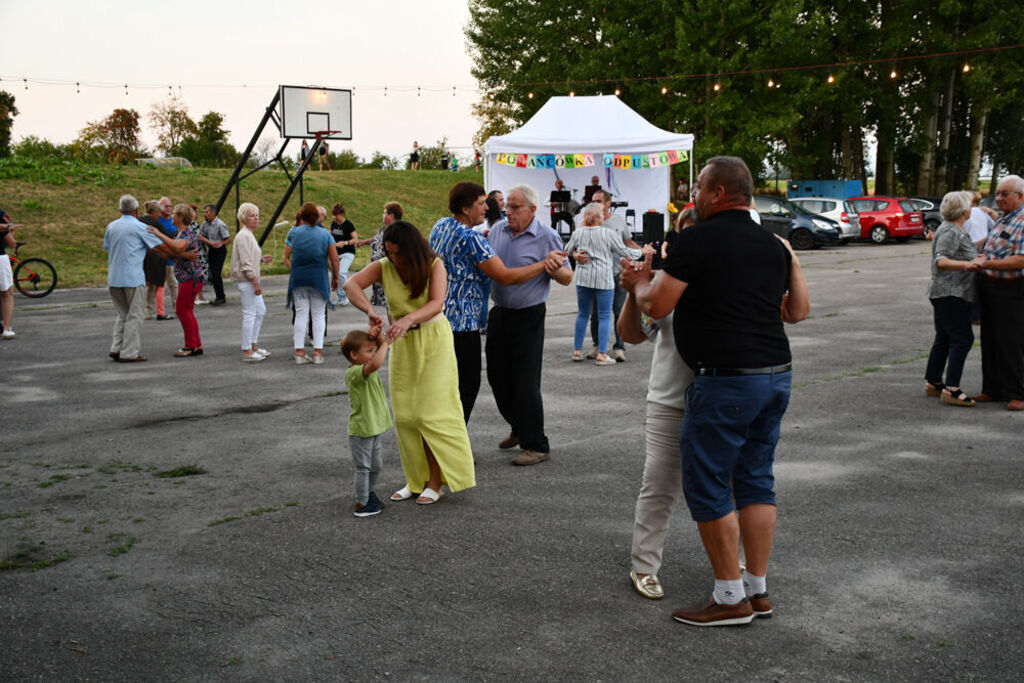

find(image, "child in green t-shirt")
[341,327,393,517]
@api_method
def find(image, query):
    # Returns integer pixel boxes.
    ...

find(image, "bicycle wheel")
[13,257,58,298]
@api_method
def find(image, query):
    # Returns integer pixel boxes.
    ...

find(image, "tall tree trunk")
[853,134,867,194]
[917,92,939,195]
[989,152,999,195]
[875,116,894,195]
[841,127,854,179]
[934,68,957,195]
[966,106,988,190]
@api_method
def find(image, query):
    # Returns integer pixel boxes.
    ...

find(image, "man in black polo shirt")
[621,156,809,627]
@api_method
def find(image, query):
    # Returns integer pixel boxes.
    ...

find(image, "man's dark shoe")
[212,298,227,306]
[749,592,772,618]
[156,314,174,321]
[117,355,148,363]
[109,352,120,361]
[972,393,996,403]
[672,597,754,626]
[498,433,519,449]
[511,449,548,466]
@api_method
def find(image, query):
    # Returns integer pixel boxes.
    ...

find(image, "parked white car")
[788,197,860,242]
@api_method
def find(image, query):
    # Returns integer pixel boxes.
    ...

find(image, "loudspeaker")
[642,212,664,243]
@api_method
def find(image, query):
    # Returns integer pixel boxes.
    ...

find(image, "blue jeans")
[574,286,613,353]
[681,371,791,522]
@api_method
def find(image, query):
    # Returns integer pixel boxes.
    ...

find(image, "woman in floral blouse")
[171,204,208,357]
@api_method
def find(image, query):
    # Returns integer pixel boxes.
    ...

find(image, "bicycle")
[9,241,58,298]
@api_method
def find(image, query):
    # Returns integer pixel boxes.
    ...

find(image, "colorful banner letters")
[494,150,689,169]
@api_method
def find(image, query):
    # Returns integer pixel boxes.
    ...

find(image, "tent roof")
[484,95,693,155]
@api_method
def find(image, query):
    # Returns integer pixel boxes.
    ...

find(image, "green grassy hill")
[1,163,483,287]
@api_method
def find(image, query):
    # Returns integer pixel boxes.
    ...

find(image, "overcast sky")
[1,0,480,161]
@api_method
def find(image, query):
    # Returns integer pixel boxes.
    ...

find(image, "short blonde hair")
[939,191,972,222]
[237,202,259,223]
[581,202,604,226]
[173,203,195,225]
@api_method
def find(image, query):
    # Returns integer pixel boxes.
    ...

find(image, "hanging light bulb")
[76,82,80,95]
[488,92,495,100]
[767,78,774,88]
[452,86,456,97]
[614,88,621,96]
[827,74,834,84]
[384,86,388,97]
[417,86,421,97]
[569,90,575,97]
[24,78,28,91]
[890,69,897,79]
[713,83,720,92]
[660,86,668,95]
[124,84,129,96]
[962,63,970,73]
[528,92,534,99]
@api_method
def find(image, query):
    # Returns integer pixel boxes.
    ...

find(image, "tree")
[178,111,238,167]
[0,90,19,158]
[72,108,143,164]
[148,96,197,156]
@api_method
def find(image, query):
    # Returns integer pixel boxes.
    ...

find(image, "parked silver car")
[788,197,860,242]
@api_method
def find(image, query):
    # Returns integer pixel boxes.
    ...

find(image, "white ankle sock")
[713,578,746,605]
[742,571,767,596]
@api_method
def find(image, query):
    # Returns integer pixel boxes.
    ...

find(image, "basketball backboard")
[279,85,352,139]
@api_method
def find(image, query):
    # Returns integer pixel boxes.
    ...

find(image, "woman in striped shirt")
[565,202,642,365]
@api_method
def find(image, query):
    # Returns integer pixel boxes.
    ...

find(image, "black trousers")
[453,330,482,423]
[924,296,974,389]
[979,278,1024,400]
[207,246,227,301]
[485,303,550,453]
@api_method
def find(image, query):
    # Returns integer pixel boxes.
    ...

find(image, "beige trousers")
[109,285,146,358]
[631,401,685,576]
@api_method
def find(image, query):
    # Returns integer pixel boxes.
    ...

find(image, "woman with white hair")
[925,190,986,406]
[230,202,272,362]
[564,201,642,365]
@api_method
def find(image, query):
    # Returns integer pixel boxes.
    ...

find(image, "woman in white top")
[564,202,641,365]
[230,202,272,362]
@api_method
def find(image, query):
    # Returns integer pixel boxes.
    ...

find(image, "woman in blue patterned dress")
[428,182,560,422]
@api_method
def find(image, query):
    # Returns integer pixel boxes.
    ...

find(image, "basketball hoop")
[314,130,341,141]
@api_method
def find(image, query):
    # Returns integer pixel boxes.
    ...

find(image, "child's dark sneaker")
[354,496,383,517]
[368,491,384,508]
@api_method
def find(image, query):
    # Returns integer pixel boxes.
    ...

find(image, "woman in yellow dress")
[344,221,475,505]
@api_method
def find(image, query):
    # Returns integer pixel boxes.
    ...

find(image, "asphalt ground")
[1,240,1021,681]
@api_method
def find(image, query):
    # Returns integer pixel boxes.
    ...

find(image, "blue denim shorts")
[680,371,792,522]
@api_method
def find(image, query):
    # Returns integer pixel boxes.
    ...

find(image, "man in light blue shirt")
[103,195,186,362]
[485,184,571,466]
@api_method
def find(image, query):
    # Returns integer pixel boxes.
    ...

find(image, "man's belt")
[698,363,792,377]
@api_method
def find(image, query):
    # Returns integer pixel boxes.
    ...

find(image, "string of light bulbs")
[3,43,1019,99]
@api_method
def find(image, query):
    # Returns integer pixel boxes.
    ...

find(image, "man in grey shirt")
[198,204,232,305]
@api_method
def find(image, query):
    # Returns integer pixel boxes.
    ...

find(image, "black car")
[909,197,943,235]
[753,195,842,250]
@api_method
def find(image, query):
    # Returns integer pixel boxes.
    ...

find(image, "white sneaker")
[1,329,15,339]
[295,354,312,365]
[195,298,210,305]
[253,348,270,358]
[312,354,325,365]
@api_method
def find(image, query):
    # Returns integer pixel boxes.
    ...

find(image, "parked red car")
[847,196,925,243]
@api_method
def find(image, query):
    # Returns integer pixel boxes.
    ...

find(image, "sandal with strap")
[941,388,976,407]
[925,381,944,397]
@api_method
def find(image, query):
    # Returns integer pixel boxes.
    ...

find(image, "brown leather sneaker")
[972,393,996,403]
[672,597,754,626]
[749,592,772,618]
[1007,399,1024,411]
[498,433,519,449]
[511,449,548,466]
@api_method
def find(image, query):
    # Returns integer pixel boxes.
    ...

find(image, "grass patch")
[246,506,278,517]
[132,517,146,523]
[1,162,483,287]
[107,533,137,557]
[57,517,74,523]
[0,510,31,521]
[154,464,207,478]
[0,542,69,571]
[97,461,146,475]
[208,516,241,527]
[38,473,73,488]
[225,656,243,666]
[107,573,119,580]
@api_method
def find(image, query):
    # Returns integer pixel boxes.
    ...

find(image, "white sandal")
[390,486,414,501]
[416,487,443,505]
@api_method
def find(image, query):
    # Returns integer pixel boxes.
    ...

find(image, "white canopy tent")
[483,95,694,235]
